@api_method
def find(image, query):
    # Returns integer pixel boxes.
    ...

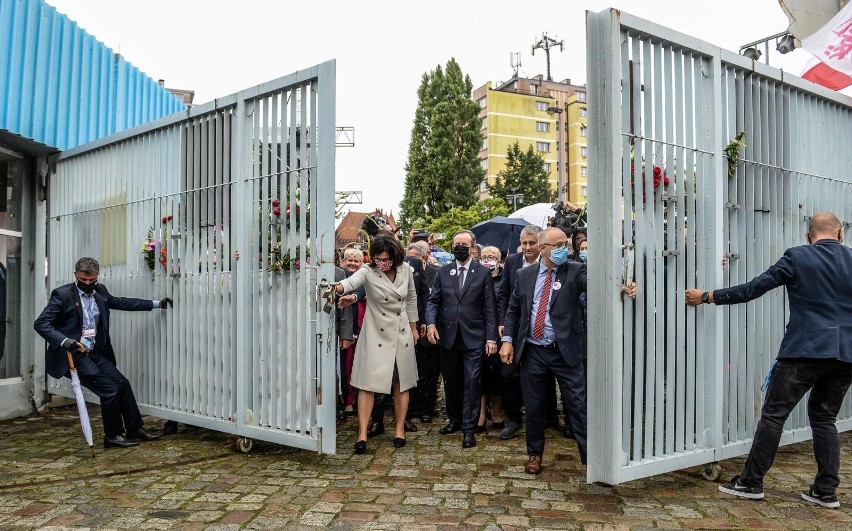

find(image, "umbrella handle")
[66,350,77,372]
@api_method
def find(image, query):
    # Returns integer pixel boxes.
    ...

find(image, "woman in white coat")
[335,235,419,453]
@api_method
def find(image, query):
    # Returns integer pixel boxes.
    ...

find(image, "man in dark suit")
[497,224,542,440]
[34,257,172,448]
[687,212,852,508]
[407,242,440,423]
[426,230,498,448]
[501,227,588,474]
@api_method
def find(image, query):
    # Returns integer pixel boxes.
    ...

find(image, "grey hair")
[520,224,542,238]
[405,243,425,258]
[342,248,363,261]
[413,240,431,255]
[74,257,100,274]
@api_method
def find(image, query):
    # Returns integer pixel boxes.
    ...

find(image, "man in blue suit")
[35,257,173,448]
[500,227,588,474]
[426,229,498,448]
[687,212,852,508]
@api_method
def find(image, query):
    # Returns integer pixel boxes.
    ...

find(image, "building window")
[536,142,550,152]
[580,107,587,117]
[536,101,549,111]
[577,91,586,102]
[480,158,488,170]
[580,126,587,138]
[530,84,538,94]
[581,147,588,158]
[582,186,588,197]
[536,121,549,132]
[478,97,487,109]
[481,137,487,150]
[543,163,551,173]
[581,166,588,176]
[480,180,488,193]
[481,116,487,130]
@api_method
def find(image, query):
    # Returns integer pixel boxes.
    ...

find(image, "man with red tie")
[500,227,588,474]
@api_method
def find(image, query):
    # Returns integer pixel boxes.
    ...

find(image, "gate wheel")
[701,462,721,481]
[237,436,253,454]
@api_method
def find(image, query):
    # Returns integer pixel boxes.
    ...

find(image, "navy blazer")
[425,261,498,350]
[714,239,852,363]
[497,252,529,327]
[503,260,587,367]
[34,283,154,379]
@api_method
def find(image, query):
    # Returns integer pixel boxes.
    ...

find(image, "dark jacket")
[503,260,587,367]
[34,282,154,379]
[335,266,354,341]
[404,256,428,325]
[713,239,852,362]
[497,252,534,327]
[425,260,498,350]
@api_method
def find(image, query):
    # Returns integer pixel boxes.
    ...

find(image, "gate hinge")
[662,250,680,256]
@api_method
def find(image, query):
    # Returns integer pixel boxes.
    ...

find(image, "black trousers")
[740,358,852,493]
[74,351,144,437]
[520,343,587,462]
[412,339,440,416]
[440,335,484,433]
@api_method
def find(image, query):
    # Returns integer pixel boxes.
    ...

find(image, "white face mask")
[481,259,497,270]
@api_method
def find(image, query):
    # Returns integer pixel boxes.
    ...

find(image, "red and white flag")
[800,2,852,90]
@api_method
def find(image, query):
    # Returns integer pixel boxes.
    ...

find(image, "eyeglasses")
[481,255,500,261]
[540,242,569,248]
[374,258,393,264]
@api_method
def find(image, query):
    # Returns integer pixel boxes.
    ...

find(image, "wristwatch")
[700,291,710,304]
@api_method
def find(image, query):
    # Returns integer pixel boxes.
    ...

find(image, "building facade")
[473,76,588,206]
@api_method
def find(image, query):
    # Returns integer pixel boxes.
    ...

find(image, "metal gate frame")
[587,9,852,484]
[41,61,338,454]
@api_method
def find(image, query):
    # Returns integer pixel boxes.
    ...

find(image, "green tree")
[426,198,509,249]
[486,142,553,209]
[399,58,484,229]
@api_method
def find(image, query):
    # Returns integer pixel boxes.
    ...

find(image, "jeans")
[740,358,852,493]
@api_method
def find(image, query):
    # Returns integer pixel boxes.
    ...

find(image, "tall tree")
[400,59,484,229]
[486,142,553,210]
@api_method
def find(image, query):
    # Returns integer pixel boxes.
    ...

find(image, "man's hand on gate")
[685,289,703,306]
[61,338,85,353]
[160,297,173,309]
[499,342,514,365]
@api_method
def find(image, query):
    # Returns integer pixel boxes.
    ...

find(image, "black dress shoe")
[393,437,406,448]
[462,433,476,448]
[104,434,141,448]
[404,420,418,432]
[492,421,505,430]
[162,420,179,435]
[439,422,462,435]
[127,428,162,441]
[354,440,367,454]
[420,414,432,423]
[366,423,385,438]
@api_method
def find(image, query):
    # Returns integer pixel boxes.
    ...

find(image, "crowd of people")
[330,221,635,474]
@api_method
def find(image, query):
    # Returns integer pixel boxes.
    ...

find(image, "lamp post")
[505,188,524,212]
[546,106,564,202]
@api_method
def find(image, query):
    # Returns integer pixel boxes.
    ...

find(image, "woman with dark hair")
[335,235,419,453]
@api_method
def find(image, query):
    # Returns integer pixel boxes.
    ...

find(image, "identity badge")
[552,281,562,291]
[449,269,456,276]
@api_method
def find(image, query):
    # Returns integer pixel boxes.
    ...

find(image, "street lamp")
[546,106,564,202]
[505,188,524,212]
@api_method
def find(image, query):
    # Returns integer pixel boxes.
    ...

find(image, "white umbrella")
[66,350,96,458]
[507,203,556,229]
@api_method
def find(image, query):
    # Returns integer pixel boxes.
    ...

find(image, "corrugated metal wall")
[0,0,185,151]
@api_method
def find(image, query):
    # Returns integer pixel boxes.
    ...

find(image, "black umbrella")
[470,216,530,255]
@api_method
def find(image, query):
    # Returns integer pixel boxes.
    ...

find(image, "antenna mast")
[510,52,522,77]
[531,32,564,81]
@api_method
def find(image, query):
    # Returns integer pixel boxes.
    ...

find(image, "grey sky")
[48,0,809,218]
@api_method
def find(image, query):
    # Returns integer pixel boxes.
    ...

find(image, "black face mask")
[76,280,97,294]
[453,245,470,263]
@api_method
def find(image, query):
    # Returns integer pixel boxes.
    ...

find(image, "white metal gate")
[44,61,338,453]
[587,9,852,484]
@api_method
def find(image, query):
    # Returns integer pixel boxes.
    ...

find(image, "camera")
[362,215,391,237]
[410,229,429,243]
[549,201,587,238]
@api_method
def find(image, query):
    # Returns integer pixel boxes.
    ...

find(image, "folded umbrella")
[470,216,530,256]
[66,350,96,458]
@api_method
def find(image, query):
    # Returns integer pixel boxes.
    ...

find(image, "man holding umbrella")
[35,257,173,448]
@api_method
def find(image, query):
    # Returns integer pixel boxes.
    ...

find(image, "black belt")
[529,341,558,350]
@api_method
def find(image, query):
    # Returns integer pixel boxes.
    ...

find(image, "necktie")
[532,268,552,340]
[458,266,466,291]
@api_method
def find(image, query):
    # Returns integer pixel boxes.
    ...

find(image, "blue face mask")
[579,250,588,262]
[549,246,569,265]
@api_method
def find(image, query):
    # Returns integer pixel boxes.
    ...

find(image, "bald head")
[808,212,843,243]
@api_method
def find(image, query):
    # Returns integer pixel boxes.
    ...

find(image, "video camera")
[362,215,392,237]
[549,201,587,238]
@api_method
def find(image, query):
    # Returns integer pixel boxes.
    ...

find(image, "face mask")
[376,261,392,272]
[579,251,588,262]
[549,246,569,265]
[453,245,470,263]
[77,280,97,294]
[481,259,497,270]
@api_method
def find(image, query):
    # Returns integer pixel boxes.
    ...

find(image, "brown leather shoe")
[525,455,543,475]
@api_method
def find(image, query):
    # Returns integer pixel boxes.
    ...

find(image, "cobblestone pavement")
[2,405,852,530]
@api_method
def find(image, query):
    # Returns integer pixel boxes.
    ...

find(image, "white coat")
[339,263,419,393]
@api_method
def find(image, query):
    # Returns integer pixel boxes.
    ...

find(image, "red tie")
[532,268,552,340]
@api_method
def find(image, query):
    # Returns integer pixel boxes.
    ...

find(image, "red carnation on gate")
[167,214,173,221]
[273,208,281,217]
[162,216,168,224]
[272,199,280,207]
